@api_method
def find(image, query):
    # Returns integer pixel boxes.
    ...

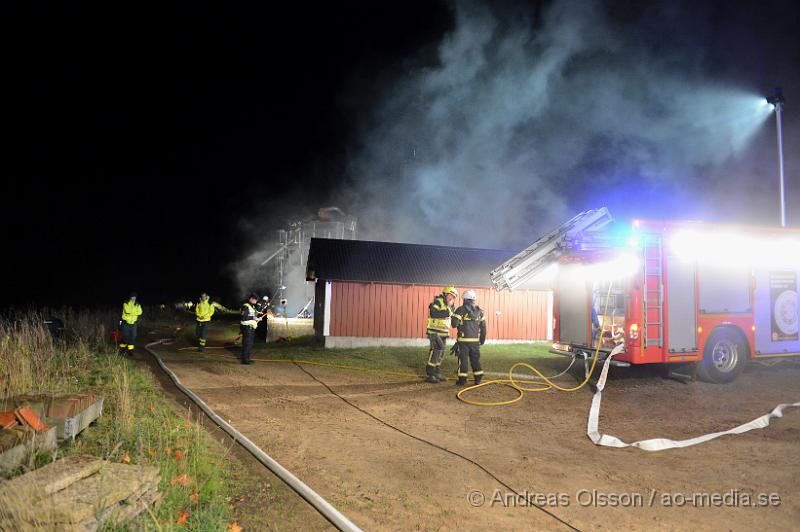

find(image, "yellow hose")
[456,282,614,406]
[169,282,614,407]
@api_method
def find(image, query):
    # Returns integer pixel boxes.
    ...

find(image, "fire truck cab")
[491,209,800,383]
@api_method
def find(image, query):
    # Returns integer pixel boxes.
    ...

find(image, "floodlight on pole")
[766,87,786,227]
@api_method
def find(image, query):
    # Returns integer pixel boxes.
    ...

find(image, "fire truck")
[491,208,800,383]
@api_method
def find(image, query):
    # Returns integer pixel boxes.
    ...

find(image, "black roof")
[306,238,518,287]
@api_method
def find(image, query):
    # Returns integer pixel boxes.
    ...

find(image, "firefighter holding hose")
[194,292,215,352]
[451,290,486,386]
[240,293,262,365]
[425,286,458,383]
[119,292,142,355]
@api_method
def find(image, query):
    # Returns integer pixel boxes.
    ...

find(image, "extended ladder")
[642,235,664,347]
[490,208,614,291]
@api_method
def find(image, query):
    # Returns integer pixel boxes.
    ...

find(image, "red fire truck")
[491,209,800,383]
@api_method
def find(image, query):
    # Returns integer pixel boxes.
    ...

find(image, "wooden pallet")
[0,454,161,530]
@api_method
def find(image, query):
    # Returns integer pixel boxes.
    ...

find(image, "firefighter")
[119,292,143,355]
[425,286,458,383]
[255,295,270,342]
[451,290,486,386]
[195,292,215,352]
[240,293,262,365]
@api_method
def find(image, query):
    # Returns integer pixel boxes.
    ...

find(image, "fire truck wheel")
[698,328,748,384]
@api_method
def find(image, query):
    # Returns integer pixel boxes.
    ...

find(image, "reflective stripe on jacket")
[426,295,453,335]
[240,302,258,329]
[121,300,142,325]
[196,300,215,322]
[451,302,486,343]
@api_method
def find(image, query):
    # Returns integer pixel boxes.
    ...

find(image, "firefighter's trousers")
[120,322,137,352]
[426,333,447,377]
[240,326,255,363]
[457,342,483,382]
[196,321,209,348]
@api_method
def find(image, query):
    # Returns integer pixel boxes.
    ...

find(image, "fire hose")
[455,283,614,406]
[588,344,800,451]
[455,284,800,451]
[145,340,363,532]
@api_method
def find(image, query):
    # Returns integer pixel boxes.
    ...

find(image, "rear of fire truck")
[490,208,636,363]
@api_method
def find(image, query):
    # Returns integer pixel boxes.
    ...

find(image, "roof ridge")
[309,237,513,254]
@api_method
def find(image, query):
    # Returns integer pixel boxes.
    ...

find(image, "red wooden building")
[306,238,552,348]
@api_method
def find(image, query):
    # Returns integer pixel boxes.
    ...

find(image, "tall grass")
[0,309,238,530]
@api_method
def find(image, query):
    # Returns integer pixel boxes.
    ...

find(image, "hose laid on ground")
[156,343,580,530]
[144,340,363,532]
[588,345,800,451]
[456,283,614,406]
[291,360,581,532]
[194,351,423,380]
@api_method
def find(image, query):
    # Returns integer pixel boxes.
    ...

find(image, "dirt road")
[151,344,800,531]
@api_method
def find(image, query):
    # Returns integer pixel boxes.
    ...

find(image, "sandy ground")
[148,340,800,531]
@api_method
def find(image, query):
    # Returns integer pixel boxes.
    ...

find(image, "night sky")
[5,1,798,308]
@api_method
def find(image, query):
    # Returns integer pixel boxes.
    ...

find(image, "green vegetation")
[206,320,566,376]
[0,311,241,530]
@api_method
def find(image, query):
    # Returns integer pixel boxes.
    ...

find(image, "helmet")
[442,286,458,298]
[461,290,477,301]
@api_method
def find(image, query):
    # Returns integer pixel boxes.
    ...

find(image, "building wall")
[313,281,326,340]
[326,281,551,341]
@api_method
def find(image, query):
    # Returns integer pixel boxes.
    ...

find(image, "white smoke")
[232,0,788,300]
[338,0,775,249]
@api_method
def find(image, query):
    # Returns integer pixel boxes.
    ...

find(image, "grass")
[210,319,565,377]
[0,310,242,531]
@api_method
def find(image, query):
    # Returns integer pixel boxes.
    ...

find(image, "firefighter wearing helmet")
[451,289,486,386]
[424,286,458,383]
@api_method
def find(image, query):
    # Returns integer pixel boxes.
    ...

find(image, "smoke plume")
[338,0,780,249]
[234,0,794,301]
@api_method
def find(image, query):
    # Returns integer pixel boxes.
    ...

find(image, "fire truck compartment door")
[698,263,751,314]
[753,268,800,355]
[558,276,590,345]
[666,256,697,352]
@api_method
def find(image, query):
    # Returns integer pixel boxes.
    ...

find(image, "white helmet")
[462,290,477,301]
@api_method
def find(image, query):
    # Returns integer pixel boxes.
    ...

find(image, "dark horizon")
[5,0,798,308]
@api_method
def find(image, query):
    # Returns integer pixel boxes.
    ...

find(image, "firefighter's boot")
[456,377,467,386]
[425,363,440,383]
[474,375,483,386]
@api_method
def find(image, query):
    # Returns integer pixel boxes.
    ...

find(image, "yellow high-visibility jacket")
[195,300,215,322]
[121,300,143,325]
[426,295,454,336]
